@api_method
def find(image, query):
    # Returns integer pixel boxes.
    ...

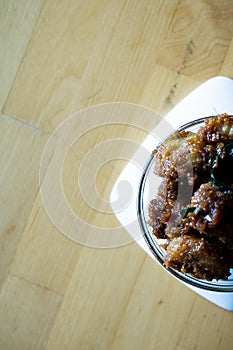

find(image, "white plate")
[110,76,233,310]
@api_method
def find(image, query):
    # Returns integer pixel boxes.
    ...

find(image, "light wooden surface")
[1,1,233,349]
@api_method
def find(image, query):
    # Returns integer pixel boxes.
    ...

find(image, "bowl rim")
[137,115,233,292]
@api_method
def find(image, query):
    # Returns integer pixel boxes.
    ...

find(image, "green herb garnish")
[211,142,233,194]
[181,206,200,218]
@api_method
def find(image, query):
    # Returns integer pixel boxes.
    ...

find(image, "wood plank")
[0,0,43,111]
[3,0,179,131]
[0,115,49,287]
[44,244,146,350]
[138,64,200,114]
[176,296,233,350]
[9,193,83,295]
[0,274,62,350]
[220,37,233,77]
[110,257,233,350]
[155,1,233,81]
[9,105,158,293]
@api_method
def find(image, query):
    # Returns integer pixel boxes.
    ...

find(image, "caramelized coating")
[164,235,233,281]
[153,130,217,189]
[148,178,178,238]
[153,131,198,185]
[197,113,233,144]
[149,114,233,280]
[188,182,233,247]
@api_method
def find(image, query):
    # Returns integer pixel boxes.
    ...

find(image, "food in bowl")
[148,113,233,281]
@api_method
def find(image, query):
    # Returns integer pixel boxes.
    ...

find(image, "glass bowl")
[137,115,233,292]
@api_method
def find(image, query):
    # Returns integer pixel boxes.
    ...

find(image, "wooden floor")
[1,1,233,349]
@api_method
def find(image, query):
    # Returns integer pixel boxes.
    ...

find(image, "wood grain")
[1,1,233,350]
[0,274,62,350]
[0,0,43,111]
[220,37,233,78]
[3,0,179,131]
[0,115,48,287]
[155,0,233,81]
[44,245,147,350]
